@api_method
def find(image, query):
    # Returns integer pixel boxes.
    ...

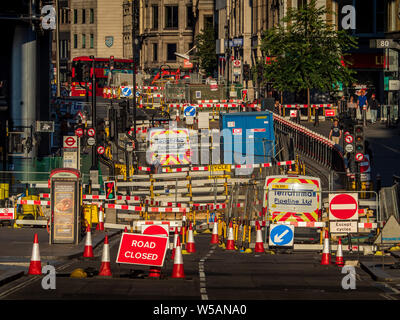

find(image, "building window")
[186,6,194,29]
[82,34,86,48]
[153,43,158,62]
[90,8,94,24]
[82,9,86,24]
[60,8,64,24]
[165,6,178,29]
[74,9,78,24]
[297,0,307,8]
[90,34,94,48]
[66,9,69,24]
[204,15,213,28]
[152,5,159,30]
[167,43,177,61]
[73,34,78,48]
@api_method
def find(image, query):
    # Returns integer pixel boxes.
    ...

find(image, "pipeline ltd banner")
[268,187,319,213]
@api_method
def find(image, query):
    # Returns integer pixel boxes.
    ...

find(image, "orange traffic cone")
[171,237,185,278]
[254,221,264,253]
[28,233,41,275]
[335,237,344,267]
[83,226,94,258]
[320,229,331,265]
[186,223,196,253]
[98,235,112,276]
[226,221,235,250]
[171,227,179,260]
[210,217,219,244]
[96,207,104,231]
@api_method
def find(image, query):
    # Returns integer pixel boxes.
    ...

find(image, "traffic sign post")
[268,224,295,247]
[329,193,358,221]
[75,128,84,138]
[87,128,96,137]
[116,233,169,267]
[97,145,105,155]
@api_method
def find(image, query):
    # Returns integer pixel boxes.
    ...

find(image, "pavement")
[302,118,400,187]
[359,251,400,282]
[0,226,120,287]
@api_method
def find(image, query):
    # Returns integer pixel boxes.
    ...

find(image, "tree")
[194,23,217,77]
[260,0,357,120]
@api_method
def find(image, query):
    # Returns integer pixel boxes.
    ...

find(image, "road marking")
[380,293,397,300]
[198,245,216,301]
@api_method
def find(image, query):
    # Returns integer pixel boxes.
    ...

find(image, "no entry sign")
[116,233,168,267]
[329,193,358,220]
[142,224,169,237]
[75,128,84,138]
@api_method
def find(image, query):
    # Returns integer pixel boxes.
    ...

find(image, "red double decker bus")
[70,56,134,97]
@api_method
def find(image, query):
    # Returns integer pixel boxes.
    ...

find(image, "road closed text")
[116,234,168,266]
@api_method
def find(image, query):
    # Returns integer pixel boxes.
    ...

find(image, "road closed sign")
[116,233,168,267]
[329,193,358,220]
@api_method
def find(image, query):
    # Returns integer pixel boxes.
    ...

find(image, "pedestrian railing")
[273,113,345,172]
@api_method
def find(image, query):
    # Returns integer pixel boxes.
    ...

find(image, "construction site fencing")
[279,104,338,121]
[273,113,346,172]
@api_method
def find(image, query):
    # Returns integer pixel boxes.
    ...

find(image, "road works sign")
[329,193,358,220]
[374,215,400,244]
[268,224,294,247]
[116,233,169,267]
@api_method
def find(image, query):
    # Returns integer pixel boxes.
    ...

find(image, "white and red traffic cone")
[320,229,331,265]
[210,217,219,244]
[335,237,344,267]
[124,226,128,233]
[96,207,104,231]
[83,226,94,258]
[171,237,185,278]
[98,235,112,276]
[171,227,179,260]
[254,221,264,253]
[226,221,235,251]
[28,233,41,275]
[185,223,196,253]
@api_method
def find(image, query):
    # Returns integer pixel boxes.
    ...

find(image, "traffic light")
[109,56,114,69]
[104,181,116,200]
[354,125,364,154]
[82,64,90,82]
[243,64,250,81]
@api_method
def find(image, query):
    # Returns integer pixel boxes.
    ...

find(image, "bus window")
[96,78,107,88]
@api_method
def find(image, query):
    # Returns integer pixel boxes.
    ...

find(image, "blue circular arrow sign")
[269,224,294,246]
[184,105,196,117]
[122,87,132,97]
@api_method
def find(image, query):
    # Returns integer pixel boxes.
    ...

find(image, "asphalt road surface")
[0,232,395,301]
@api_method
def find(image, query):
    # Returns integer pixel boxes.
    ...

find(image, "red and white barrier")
[17,199,50,206]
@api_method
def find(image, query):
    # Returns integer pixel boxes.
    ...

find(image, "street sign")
[75,128,84,138]
[87,137,96,146]
[345,135,354,144]
[0,208,15,220]
[87,128,96,137]
[329,193,358,220]
[142,224,169,237]
[36,121,54,133]
[233,60,241,67]
[359,154,370,173]
[325,109,336,117]
[290,110,297,118]
[330,220,358,233]
[269,224,294,247]
[355,153,364,162]
[116,233,169,267]
[370,39,400,49]
[63,136,78,149]
[210,164,231,172]
[121,86,132,97]
[345,144,354,153]
[97,146,105,155]
[184,105,196,117]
